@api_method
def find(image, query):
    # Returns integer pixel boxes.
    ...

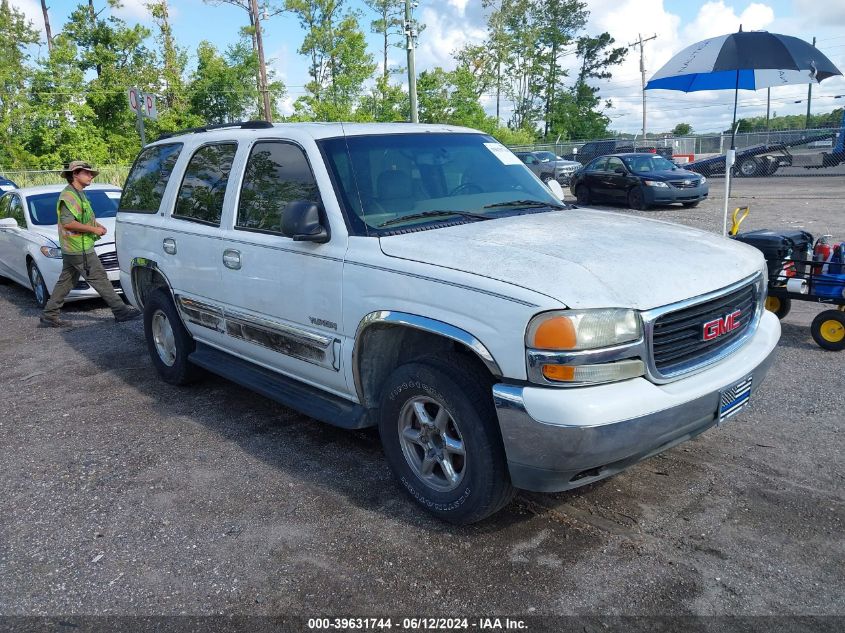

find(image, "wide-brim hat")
[60,161,100,178]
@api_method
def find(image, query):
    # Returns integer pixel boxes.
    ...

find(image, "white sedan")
[0,184,123,308]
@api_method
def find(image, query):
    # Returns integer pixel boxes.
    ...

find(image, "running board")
[189,343,374,430]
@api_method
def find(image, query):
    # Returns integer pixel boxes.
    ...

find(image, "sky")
[13,0,845,135]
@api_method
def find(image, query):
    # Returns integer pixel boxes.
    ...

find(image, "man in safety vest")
[40,161,141,327]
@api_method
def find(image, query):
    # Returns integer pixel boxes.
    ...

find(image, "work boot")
[114,306,142,323]
[40,316,71,328]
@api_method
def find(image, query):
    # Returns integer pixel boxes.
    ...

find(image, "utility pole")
[249,0,272,122]
[629,33,657,140]
[806,36,816,129]
[405,0,418,123]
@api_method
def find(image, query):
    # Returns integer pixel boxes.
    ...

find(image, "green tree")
[364,0,404,83]
[534,0,587,137]
[188,40,265,123]
[62,2,157,162]
[548,32,626,140]
[286,0,375,120]
[0,0,39,167]
[672,123,692,136]
[26,33,110,168]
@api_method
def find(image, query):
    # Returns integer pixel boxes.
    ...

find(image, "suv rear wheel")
[143,288,203,385]
[378,355,515,524]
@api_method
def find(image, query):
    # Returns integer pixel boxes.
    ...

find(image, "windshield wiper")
[483,199,569,210]
[377,210,492,228]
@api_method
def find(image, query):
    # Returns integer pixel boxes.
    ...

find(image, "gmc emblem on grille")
[702,310,742,341]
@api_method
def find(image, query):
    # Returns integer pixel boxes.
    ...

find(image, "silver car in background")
[533,150,582,185]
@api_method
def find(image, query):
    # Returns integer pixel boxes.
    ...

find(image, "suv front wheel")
[143,288,203,385]
[378,355,515,524]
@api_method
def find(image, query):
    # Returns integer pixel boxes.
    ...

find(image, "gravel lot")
[0,175,843,628]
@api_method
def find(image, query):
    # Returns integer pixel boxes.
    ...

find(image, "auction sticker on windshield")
[484,142,522,165]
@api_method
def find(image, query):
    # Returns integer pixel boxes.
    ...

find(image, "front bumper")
[644,184,709,205]
[493,310,780,492]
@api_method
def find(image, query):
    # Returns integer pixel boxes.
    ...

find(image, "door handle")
[222,249,241,270]
[162,238,177,255]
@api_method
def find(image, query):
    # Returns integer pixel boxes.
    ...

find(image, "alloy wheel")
[397,396,466,493]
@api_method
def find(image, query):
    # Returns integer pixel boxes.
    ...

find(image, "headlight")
[40,245,62,258]
[700,176,707,184]
[526,309,641,351]
[644,180,669,188]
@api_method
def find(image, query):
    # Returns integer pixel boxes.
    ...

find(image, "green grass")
[0,166,130,189]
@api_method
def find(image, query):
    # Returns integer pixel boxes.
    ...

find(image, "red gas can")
[813,237,833,275]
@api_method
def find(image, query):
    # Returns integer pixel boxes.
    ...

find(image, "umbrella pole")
[723,70,740,236]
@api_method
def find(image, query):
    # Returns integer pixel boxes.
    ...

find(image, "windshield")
[319,133,562,235]
[534,151,557,162]
[622,155,678,173]
[27,189,122,226]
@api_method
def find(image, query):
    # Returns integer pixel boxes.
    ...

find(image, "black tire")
[378,355,515,524]
[737,157,760,178]
[28,262,50,309]
[541,174,553,183]
[682,200,700,208]
[143,288,203,385]
[765,296,792,320]
[575,185,591,205]
[810,310,845,351]
[628,187,650,210]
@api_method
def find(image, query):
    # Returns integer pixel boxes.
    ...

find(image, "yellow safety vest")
[57,186,97,253]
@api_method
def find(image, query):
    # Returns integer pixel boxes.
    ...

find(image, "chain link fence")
[0,166,129,189]
[511,125,845,178]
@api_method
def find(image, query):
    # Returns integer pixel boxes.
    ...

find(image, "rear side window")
[236,141,321,235]
[119,143,182,213]
[173,143,237,227]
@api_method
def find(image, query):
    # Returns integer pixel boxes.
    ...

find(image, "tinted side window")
[119,143,183,213]
[587,157,607,171]
[173,143,237,227]
[0,195,10,218]
[606,157,624,172]
[236,142,320,235]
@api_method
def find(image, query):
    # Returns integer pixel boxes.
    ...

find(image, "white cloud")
[415,2,487,71]
[111,0,151,21]
[9,0,46,38]
[681,1,774,41]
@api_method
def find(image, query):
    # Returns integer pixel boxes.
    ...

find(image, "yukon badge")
[702,309,742,341]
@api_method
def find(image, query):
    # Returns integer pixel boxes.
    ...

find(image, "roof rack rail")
[156,120,273,141]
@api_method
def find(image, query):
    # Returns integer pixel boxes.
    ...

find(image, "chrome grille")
[669,179,701,189]
[651,282,757,375]
[99,251,119,270]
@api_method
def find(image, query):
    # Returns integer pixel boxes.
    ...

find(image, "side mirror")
[281,200,329,243]
[614,167,626,175]
[546,180,565,200]
[0,217,18,229]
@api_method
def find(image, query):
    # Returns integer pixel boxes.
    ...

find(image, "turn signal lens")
[541,365,575,381]
[527,309,641,351]
[542,360,645,384]
[40,245,62,258]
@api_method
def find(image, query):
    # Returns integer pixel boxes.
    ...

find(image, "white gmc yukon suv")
[116,121,780,524]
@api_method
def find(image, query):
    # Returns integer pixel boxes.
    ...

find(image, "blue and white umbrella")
[646,30,841,93]
[646,28,842,234]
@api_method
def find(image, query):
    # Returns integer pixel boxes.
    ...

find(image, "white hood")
[378,209,764,310]
[31,217,117,250]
